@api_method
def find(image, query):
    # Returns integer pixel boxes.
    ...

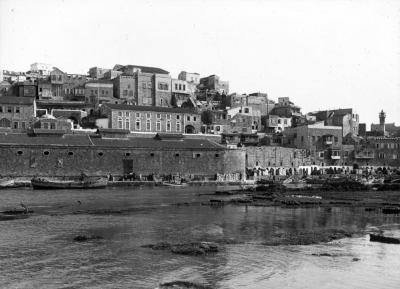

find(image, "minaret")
[379,110,386,134]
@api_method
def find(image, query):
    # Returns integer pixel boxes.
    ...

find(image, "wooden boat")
[31,177,108,189]
[0,179,15,188]
[162,181,188,187]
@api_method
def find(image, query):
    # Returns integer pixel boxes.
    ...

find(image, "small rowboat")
[31,177,108,189]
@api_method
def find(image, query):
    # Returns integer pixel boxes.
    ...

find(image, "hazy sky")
[1,0,399,127]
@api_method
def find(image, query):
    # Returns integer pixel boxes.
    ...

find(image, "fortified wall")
[0,133,245,178]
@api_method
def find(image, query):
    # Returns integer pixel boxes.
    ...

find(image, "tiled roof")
[118,65,169,75]
[103,103,199,114]
[0,133,225,150]
[0,96,35,105]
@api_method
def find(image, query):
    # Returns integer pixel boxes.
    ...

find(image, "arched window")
[0,118,11,128]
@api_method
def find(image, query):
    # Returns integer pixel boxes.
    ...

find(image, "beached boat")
[0,179,16,188]
[162,181,188,187]
[31,177,108,189]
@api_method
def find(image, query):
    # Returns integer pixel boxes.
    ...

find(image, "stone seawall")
[0,134,245,178]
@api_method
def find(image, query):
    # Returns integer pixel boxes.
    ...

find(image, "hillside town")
[0,62,400,181]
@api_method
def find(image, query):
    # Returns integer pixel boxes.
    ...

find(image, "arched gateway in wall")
[0,118,11,128]
[185,125,195,134]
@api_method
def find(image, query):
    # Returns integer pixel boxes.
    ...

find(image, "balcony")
[331,155,341,160]
[324,140,333,145]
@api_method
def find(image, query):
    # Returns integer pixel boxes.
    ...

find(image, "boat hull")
[31,178,108,190]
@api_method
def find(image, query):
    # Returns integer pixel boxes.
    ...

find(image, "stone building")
[245,146,312,168]
[199,75,229,95]
[178,71,200,84]
[63,74,88,101]
[354,137,400,167]
[100,104,201,134]
[0,96,36,131]
[154,74,172,107]
[283,122,346,166]
[50,68,65,98]
[0,133,245,179]
[171,79,196,107]
[113,74,136,103]
[266,115,292,133]
[85,80,114,108]
[308,108,359,136]
[88,67,110,79]
[370,110,400,137]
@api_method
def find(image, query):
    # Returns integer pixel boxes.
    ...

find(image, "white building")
[267,115,292,133]
[30,63,54,76]
[178,71,200,85]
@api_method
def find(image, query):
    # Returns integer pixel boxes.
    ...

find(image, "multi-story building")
[37,79,52,99]
[171,79,195,107]
[0,81,11,96]
[63,74,88,101]
[100,104,201,134]
[0,96,36,131]
[178,71,200,84]
[88,67,110,79]
[50,68,65,98]
[283,122,346,166]
[266,115,292,133]
[354,137,400,167]
[308,108,359,137]
[199,75,229,95]
[154,74,171,107]
[85,80,114,108]
[113,74,136,103]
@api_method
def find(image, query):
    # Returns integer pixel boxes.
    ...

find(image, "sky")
[0,0,399,128]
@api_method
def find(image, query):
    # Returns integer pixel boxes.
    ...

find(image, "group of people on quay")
[247,165,400,180]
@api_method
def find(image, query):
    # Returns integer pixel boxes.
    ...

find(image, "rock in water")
[159,280,213,289]
[369,234,400,244]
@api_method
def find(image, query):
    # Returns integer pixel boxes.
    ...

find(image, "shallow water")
[0,186,399,289]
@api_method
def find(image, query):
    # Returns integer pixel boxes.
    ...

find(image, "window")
[7,107,12,113]
[13,122,18,129]
[125,152,131,157]
[379,152,385,159]
[58,75,62,81]
[175,84,178,90]
[43,151,50,156]
[156,113,161,119]
[187,116,190,121]
[176,122,181,132]
[50,123,56,130]
[158,82,169,90]
[123,90,128,96]
[118,119,123,129]
[68,151,74,156]
[43,122,49,129]
[17,150,23,155]
[125,112,130,117]
[278,119,281,124]
[125,120,130,130]
[166,114,171,120]
[319,152,324,158]
[21,122,26,129]
[146,113,151,119]
[183,84,186,90]
[129,90,133,96]
[167,121,171,132]
[301,136,304,142]
[176,115,180,120]
[179,84,182,90]
[312,136,316,143]
[344,151,349,157]
[118,111,123,117]
[175,153,180,157]
[0,107,2,113]
[215,153,220,158]
[146,119,151,131]
[15,107,20,113]
[98,152,104,157]
[193,117,197,121]
[142,82,146,89]
[284,119,287,125]
[150,153,155,157]
[136,112,140,118]
[244,108,249,113]
[135,120,141,130]
[156,121,161,131]
[376,143,380,149]
[334,137,338,143]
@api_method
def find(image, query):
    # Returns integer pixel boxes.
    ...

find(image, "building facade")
[0,96,36,131]
[100,104,201,134]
